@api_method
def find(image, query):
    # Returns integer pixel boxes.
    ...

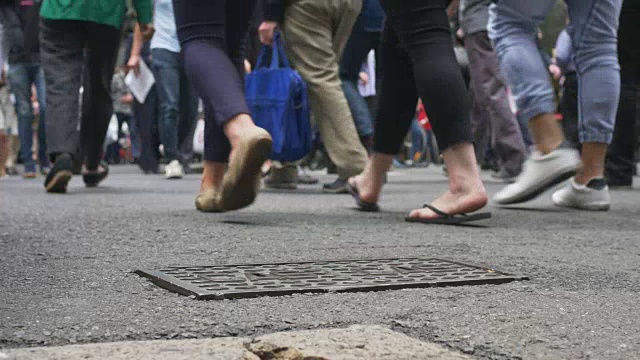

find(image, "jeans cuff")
[579,131,613,144]
[518,102,557,124]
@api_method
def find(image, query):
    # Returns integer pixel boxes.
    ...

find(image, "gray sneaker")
[552,178,610,211]
[265,165,298,190]
[493,148,580,205]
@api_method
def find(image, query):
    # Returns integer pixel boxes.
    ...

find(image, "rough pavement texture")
[1,166,639,359]
[1,337,254,360]
[251,325,470,359]
[2,325,469,360]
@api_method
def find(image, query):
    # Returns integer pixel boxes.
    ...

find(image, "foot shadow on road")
[497,206,568,213]
[261,188,330,196]
[369,210,491,229]
[76,186,195,195]
[220,219,269,226]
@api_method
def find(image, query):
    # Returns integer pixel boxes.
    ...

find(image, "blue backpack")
[245,33,312,162]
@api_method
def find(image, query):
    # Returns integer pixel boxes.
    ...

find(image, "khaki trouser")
[282,0,367,179]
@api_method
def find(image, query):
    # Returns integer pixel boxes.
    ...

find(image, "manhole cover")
[136,258,528,300]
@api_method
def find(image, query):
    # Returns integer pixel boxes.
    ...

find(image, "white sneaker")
[493,148,580,205]
[552,178,610,211]
[164,160,184,180]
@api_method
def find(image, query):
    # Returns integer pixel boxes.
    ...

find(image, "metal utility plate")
[136,258,528,300]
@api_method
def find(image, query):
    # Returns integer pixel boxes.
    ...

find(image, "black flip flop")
[346,179,379,212]
[83,161,109,188]
[405,204,491,225]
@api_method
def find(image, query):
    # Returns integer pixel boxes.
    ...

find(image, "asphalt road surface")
[1,166,639,359]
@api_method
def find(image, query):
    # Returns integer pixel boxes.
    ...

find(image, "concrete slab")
[1,326,468,360]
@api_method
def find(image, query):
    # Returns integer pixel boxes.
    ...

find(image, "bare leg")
[576,142,607,184]
[200,161,225,193]
[349,152,393,204]
[0,131,8,176]
[529,112,565,155]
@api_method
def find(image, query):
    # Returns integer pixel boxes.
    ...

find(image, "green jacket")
[40,0,152,29]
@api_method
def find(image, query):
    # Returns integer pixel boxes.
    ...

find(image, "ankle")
[224,114,255,145]
[574,174,604,186]
[535,140,563,155]
[200,177,217,191]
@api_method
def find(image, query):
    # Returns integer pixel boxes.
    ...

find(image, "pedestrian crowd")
[0,0,637,224]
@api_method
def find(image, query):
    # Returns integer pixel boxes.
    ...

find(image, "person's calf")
[0,131,8,176]
[575,142,607,185]
[442,143,486,196]
[529,112,565,155]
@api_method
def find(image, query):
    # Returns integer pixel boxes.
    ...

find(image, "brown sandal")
[221,127,272,212]
[195,189,223,212]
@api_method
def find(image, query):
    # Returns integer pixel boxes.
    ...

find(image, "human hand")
[259,21,279,45]
[121,93,134,104]
[548,64,562,81]
[358,72,369,86]
[127,55,142,77]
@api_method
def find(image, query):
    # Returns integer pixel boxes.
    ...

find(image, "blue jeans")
[342,80,374,137]
[7,63,48,170]
[339,18,380,139]
[489,0,622,144]
[410,118,423,160]
[151,48,198,163]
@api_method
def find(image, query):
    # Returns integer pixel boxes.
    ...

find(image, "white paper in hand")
[125,60,155,103]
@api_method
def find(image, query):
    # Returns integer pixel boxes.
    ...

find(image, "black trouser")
[605,1,640,185]
[559,72,580,150]
[134,86,161,173]
[173,0,254,163]
[340,16,381,141]
[40,19,121,170]
[374,0,472,155]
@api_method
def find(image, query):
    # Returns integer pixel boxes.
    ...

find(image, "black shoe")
[5,166,19,176]
[326,162,338,175]
[605,176,633,189]
[83,161,109,187]
[72,156,83,175]
[182,162,193,175]
[44,153,73,193]
[491,169,519,184]
[322,177,348,194]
